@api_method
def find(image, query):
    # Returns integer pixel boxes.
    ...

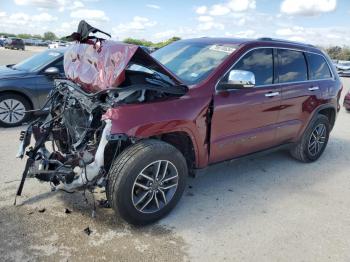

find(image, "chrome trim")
[308,86,320,91]
[215,46,335,92]
[265,92,280,97]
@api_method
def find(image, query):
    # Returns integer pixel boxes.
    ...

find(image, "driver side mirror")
[44,67,60,77]
[218,70,255,90]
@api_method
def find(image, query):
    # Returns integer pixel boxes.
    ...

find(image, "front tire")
[0,93,31,127]
[290,114,330,162]
[107,139,187,225]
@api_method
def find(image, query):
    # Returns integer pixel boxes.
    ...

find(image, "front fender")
[103,95,212,168]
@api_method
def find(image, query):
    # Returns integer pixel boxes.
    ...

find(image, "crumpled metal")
[64,41,138,93]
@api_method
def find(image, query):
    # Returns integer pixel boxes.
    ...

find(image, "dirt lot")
[1,49,350,262]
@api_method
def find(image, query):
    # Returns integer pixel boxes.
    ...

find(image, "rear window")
[306,53,332,80]
[278,49,307,83]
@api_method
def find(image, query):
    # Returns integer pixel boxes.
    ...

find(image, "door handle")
[265,92,280,97]
[308,86,319,91]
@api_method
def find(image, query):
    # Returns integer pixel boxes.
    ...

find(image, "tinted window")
[278,49,307,83]
[233,48,273,86]
[13,50,62,72]
[51,59,64,73]
[306,53,332,80]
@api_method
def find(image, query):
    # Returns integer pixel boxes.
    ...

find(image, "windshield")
[13,50,62,72]
[151,41,237,84]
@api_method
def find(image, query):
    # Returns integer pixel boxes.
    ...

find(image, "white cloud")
[197,16,214,22]
[14,0,67,9]
[196,6,208,15]
[113,16,157,39]
[201,0,256,16]
[70,9,109,21]
[69,1,84,10]
[154,30,176,40]
[209,4,230,16]
[5,12,57,25]
[198,21,225,31]
[225,29,257,38]
[227,0,256,12]
[274,25,350,46]
[32,12,58,22]
[280,0,337,16]
[146,4,160,9]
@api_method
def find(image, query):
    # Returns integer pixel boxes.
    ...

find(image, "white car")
[336,61,350,71]
[48,41,70,49]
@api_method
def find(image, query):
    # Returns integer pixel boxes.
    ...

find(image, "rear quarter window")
[306,53,332,80]
[278,49,308,83]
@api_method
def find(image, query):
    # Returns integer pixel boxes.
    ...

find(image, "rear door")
[275,49,325,144]
[210,48,282,163]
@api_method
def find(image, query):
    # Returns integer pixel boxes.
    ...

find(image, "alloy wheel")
[132,160,179,214]
[0,99,26,124]
[308,123,327,156]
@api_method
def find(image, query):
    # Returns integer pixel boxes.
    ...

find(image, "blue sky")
[0,0,349,46]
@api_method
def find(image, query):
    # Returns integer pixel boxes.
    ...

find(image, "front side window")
[306,53,332,80]
[278,49,307,83]
[232,48,274,86]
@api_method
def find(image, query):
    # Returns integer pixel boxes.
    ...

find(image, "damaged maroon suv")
[16,24,342,225]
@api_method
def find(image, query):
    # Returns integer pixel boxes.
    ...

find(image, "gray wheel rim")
[0,99,26,124]
[132,160,179,214]
[308,123,327,156]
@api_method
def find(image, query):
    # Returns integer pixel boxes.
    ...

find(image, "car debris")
[84,227,92,236]
[14,20,187,206]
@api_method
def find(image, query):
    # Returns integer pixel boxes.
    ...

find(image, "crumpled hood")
[0,65,29,79]
[64,40,183,93]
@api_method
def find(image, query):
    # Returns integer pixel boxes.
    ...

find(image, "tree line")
[1,31,350,60]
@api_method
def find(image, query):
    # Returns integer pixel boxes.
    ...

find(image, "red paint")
[344,91,350,110]
[103,38,343,169]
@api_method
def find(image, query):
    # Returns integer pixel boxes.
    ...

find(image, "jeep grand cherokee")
[15,22,342,225]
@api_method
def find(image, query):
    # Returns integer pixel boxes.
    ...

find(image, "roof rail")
[257,37,315,48]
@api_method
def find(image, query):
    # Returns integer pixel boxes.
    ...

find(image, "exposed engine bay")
[15,21,187,199]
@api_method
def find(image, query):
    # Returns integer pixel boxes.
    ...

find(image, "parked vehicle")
[336,61,350,72]
[344,91,350,111]
[0,49,65,127]
[4,38,25,50]
[16,33,342,225]
[48,41,70,49]
[338,70,350,77]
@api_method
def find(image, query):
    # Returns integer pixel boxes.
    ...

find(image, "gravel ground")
[0,49,350,262]
[0,46,46,65]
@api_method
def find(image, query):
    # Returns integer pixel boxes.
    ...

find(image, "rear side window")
[278,49,307,83]
[306,53,332,80]
[233,48,273,86]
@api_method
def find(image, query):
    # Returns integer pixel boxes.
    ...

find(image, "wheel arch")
[157,131,196,176]
[0,90,33,110]
[318,106,336,130]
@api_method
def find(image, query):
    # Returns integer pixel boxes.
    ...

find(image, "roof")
[179,37,320,52]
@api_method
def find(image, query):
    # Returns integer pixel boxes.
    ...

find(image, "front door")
[209,48,281,164]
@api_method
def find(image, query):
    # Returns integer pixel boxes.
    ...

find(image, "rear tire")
[0,93,32,127]
[107,139,187,225]
[290,114,330,163]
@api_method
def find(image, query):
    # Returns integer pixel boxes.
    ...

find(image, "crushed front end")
[15,25,187,199]
[16,79,121,195]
